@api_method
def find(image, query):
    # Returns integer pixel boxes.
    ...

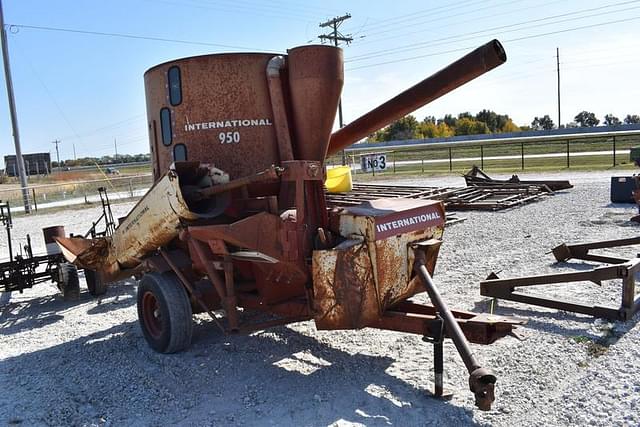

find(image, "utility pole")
[52,139,61,170]
[556,47,561,129]
[114,138,118,163]
[0,0,30,213]
[319,13,352,165]
[72,143,76,160]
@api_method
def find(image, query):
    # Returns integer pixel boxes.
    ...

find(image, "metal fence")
[327,132,640,176]
[0,174,153,213]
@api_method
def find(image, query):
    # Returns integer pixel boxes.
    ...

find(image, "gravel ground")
[1,170,639,426]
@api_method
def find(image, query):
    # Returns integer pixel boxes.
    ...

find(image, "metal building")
[4,152,51,176]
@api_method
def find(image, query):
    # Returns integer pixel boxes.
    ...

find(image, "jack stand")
[424,315,453,401]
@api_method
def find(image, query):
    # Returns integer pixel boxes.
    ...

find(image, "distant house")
[4,153,51,176]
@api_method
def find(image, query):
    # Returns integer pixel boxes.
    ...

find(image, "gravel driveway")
[1,170,639,426]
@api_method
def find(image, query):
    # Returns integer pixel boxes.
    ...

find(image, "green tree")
[624,114,640,124]
[604,114,621,126]
[367,129,386,142]
[500,119,522,133]
[455,117,490,135]
[418,121,454,138]
[574,111,599,127]
[531,115,555,130]
[439,114,457,127]
[368,115,420,141]
[384,115,419,140]
[475,109,510,133]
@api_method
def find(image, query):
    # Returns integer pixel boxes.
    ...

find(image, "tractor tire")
[137,272,193,353]
[58,263,80,301]
[85,269,107,296]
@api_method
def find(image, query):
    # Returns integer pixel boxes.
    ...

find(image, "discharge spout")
[326,39,506,156]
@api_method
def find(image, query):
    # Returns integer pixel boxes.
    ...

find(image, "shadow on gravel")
[491,304,639,345]
[0,317,482,427]
[86,279,137,316]
[550,261,601,271]
[0,279,137,336]
[604,202,635,209]
[0,294,66,336]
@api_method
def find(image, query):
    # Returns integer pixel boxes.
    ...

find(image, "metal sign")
[361,153,387,172]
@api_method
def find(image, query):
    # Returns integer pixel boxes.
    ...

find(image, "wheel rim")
[142,291,163,339]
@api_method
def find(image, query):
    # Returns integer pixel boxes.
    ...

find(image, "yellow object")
[325,166,353,193]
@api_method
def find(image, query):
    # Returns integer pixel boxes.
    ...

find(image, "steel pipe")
[327,39,506,156]
[266,56,295,162]
[414,249,496,410]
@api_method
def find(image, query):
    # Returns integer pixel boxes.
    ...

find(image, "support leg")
[425,316,453,401]
[434,340,444,397]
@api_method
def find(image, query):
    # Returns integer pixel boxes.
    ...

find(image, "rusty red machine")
[57,40,524,410]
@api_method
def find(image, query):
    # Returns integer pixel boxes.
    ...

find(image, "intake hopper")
[287,45,343,162]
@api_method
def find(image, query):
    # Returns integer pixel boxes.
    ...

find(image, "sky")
[0,0,639,165]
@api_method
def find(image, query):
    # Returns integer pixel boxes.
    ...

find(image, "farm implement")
[55,40,525,410]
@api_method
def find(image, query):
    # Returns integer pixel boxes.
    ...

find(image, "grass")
[0,174,153,208]
[18,163,152,185]
[327,134,640,168]
[571,323,619,359]
[9,193,140,218]
[350,152,637,181]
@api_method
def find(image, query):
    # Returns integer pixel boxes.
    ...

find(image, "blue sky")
[1,0,639,164]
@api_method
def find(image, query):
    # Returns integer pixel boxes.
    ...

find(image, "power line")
[348,0,640,63]
[352,0,485,36]
[319,13,353,130]
[557,47,561,128]
[61,114,145,141]
[319,13,352,165]
[0,0,30,213]
[345,14,640,71]
[51,139,61,169]
[353,0,564,47]
[13,36,87,156]
[355,0,526,44]
[146,0,321,22]
[6,23,277,52]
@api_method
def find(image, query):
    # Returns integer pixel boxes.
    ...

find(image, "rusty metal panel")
[336,198,445,240]
[56,163,227,276]
[313,198,445,329]
[112,169,196,269]
[145,53,282,180]
[312,238,378,329]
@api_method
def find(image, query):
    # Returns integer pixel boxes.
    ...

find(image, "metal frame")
[326,182,552,212]
[85,187,116,238]
[0,201,65,293]
[0,189,116,295]
[464,165,572,192]
[480,237,640,321]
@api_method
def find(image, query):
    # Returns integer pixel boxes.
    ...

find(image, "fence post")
[448,147,453,172]
[421,158,424,173]
[393,152,396,173]
[129,178,134,198]
[521,142,524,170]
[613,136,616,167]
[480,145,484,169]
[31,188,37,212]
[566,140,570,168]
